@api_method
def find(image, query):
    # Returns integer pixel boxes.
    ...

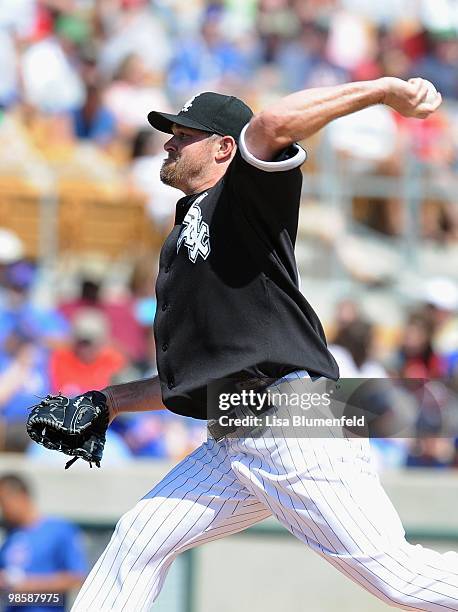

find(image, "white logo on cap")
[181,93,202,113]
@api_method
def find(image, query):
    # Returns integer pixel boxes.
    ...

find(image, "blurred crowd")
[0,226,457,468]
[327,291,458,470]
[0,232,206,464]
[0,0,457,469]
[0,0,457,236]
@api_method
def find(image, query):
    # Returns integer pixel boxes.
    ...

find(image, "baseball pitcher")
[28,77,458,611]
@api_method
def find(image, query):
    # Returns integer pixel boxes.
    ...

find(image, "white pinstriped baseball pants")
[72,374,458,611]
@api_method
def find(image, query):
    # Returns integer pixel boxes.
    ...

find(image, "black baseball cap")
[147,92,253,141]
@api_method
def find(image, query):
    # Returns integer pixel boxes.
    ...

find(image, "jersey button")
[162,303,168,311]
[164,265,170,273]
[167,377,175,389]
[162,343,168,352]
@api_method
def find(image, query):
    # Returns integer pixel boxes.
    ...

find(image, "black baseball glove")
[26,391,109,469]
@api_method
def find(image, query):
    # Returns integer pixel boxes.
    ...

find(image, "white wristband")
[239,124,307,172]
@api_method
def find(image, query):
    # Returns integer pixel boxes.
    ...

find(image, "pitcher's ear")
[215,135,236,161]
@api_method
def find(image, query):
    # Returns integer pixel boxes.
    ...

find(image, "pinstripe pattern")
[72,372,458,611]
[72,438,271,611]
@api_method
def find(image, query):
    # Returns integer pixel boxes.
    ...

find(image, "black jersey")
[154,128,339,419]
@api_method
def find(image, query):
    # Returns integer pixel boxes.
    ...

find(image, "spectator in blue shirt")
[0,329,49,422]
[167,9,251,100]
[0,328,50,452]
[0,474,87,612]
[0,261,69,348]
[277,21,348,92]
[72,84,117,145]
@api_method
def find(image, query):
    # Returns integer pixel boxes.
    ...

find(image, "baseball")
[423,79,438,104]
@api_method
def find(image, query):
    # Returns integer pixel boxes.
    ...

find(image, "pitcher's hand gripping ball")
[27,391,109,469]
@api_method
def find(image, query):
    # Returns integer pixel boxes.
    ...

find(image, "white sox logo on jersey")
[177,192,210,262]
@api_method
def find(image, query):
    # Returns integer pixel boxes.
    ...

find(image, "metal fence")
[2,130,457,276]
[304,130,458,277]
